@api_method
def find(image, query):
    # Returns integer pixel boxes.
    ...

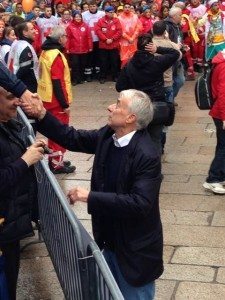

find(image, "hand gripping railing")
[16,107,124,300]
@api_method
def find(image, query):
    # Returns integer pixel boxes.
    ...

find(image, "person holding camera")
[0,87,45,300]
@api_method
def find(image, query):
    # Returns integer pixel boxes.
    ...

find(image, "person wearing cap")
[198,0,225,61]
[95,5,122,83]
[66,10,93,85]
[139,5,153,34]
[118,2,142,67]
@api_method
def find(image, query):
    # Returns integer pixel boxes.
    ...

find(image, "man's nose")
[108,103,116,112]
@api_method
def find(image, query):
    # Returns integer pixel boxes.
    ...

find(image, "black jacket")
[37,112,163,286]
[116,47,180,102]
[164,17,182,44]
[0,119,37,244]
[0,61,27,98]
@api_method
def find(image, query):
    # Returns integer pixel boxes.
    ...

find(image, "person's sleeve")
[51,55,69,109]
[0,158,29,193]
[87,156,162,219]
[115,66,130,91]
[87,26,93,50]
[95,19,107,41]
[156,47,180,72]
[112,19,122,41]
[0,60,27,97]
[37,111,99,153]
[16,47,34,79]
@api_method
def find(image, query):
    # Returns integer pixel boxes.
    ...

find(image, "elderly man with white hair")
[22,89,164,300]
[38,25,76,174]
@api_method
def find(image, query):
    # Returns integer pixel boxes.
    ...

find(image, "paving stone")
[162,162,209,176]
[155,279,176,300]
[198,145,215,155]
[163,174,190,183]
[172,246,225,266]
[216,268,225,283]
[161,210,212,226]
[163,153,213,164]
[164,225,225,247]
[211,211,225,226]
[17,257,63,299]
[160,264,215,282]
[159,194,221,211]
[175,282,225,300]
[71,202,90,220]
[164,246,175,263]
[20,241,49,259]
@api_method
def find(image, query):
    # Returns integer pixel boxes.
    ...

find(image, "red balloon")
[22,0,34,13]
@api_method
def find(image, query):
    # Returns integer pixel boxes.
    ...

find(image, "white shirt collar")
[112,131,136,147]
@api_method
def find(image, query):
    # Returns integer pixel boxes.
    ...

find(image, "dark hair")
[0,7,5,13]
[8,15,24,27]
[14,22,28,39]
[153,20,166,36]
[137,33,152,50]
[89,1,97,6]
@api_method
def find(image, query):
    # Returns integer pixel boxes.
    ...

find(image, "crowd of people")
[0,0,225,299]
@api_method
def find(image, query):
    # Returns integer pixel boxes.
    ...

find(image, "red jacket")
[66,21,93,54]
[210,51,225,121]
[33,23,42,56]
[95,16,122,49]
[139,16,153,34]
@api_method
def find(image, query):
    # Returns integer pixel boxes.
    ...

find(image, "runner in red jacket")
[95,6,122,83]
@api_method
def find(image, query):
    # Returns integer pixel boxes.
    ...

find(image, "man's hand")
[145,43,157,54]
[67,187,90,204]
[223,120,225,130]
[21,140,46,167]
[20,90,39,105]
[21,93,46,119]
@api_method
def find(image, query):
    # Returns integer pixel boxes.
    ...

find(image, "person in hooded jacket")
[116,33,180,153]
[66,10,92,85]
[203,50,225,194]
[38,25,76,174]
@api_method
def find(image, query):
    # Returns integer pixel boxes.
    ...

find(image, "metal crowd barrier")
[16,107,124,300]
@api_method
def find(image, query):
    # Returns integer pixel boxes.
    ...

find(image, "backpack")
[195,64,214,110]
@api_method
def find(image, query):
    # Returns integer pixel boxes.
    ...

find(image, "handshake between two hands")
[20,90,46,119]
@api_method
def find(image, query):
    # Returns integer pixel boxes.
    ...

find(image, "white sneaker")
[203,182,225,194]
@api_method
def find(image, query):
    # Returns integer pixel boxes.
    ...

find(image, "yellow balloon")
[22,0,34,13]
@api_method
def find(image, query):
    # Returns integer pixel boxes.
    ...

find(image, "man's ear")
[126,113,137,124]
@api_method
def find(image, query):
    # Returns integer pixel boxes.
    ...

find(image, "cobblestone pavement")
[17,80,225,299]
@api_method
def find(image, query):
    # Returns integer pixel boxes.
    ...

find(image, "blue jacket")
[37,112,164,286]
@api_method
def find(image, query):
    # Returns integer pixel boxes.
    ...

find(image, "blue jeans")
[103,249,155,300]
[173,64,185,98]
[207,118,225,183]
[164,86,174,103]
